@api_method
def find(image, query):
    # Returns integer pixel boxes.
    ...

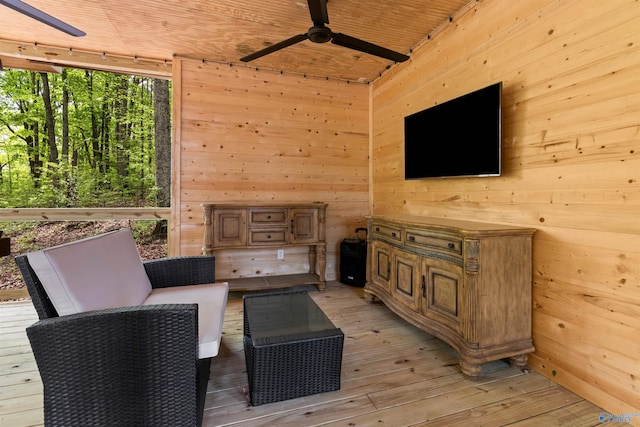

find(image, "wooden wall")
[170,59,370,280]
[371,0,639,420]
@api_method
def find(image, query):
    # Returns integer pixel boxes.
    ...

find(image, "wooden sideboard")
[365,215,536,376]
[202,202,327,291]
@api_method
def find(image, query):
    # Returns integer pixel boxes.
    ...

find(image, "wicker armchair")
[16,254,216,427]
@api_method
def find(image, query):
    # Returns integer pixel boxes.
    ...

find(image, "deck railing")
[0,207,171,221]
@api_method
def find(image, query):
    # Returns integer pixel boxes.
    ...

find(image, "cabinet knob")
[267,215,271,219]
[391,232,397,237]
[408,235,415,242]
[375,227,380,232]
[267,235,271,239]
[448,243,455,249]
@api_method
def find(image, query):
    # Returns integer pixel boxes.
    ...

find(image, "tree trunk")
[26,73,43,186]
[40,72,60,194]
[99,78,110,176]
[153,78,171,207]
[61,70,69,163]
[39,73,58,165]
[61,69,76,206]
[19,124,42,183]
[85,71,100,170]
[114,75,130,185]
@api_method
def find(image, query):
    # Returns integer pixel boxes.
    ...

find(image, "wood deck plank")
[0,281,611,427]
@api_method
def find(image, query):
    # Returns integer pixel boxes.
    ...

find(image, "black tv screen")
[404,82,502,179]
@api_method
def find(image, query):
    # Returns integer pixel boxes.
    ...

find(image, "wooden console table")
[202,202,327,291]
[365,215,536,376]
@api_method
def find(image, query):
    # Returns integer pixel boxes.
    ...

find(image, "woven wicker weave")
[243,290,344,406]
[16,254,216,427]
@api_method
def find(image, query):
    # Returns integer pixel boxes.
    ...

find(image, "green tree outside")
[0,68,171,208]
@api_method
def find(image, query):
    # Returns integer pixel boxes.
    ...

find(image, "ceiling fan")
[0,0,85,37]
[240,0,409,63]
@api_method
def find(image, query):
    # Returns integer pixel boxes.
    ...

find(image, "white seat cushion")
[26,229,152,316]
[143,282,229,358]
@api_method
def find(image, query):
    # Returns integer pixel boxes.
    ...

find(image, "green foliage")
[0,68,170,208]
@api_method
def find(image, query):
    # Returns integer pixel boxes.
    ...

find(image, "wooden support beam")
[0,40,172,78]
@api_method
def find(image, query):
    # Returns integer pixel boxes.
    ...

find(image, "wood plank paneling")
[173,59,370,280]
[371,0,639,422]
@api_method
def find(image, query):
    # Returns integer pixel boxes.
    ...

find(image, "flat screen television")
[404,82,502,179]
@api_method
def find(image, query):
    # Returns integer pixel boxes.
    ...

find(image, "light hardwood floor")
[1,282,615,426]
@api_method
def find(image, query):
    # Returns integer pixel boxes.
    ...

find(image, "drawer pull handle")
[448,243,455,249]
[408,235,415,242]
[375,227,380,232]
[391,232,397,237]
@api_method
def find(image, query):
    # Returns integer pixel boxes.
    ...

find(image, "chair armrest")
[143,256,215,289]
[27,304,202,426]
[15,254,58,319]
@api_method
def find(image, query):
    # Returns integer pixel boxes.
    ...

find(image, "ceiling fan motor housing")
[308,25,332,43]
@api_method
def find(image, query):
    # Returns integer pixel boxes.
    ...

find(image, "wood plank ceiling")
[0,0,473,82]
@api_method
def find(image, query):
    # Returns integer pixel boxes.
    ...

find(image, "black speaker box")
[340,228,367,287]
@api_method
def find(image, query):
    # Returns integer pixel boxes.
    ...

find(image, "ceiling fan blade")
[331,32,409,63]
[307,0,329,25]
[240,34,308,62]
[0,0,85,37]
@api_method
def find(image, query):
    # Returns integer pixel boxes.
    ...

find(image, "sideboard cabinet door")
[420,257,463,334]
[392,250,421,312]
[213,209,247,247]
[290,209,318,243]
[371,240,391,292]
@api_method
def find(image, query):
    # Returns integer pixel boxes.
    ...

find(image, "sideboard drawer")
[249,208,288,226]
[405,229,462,256]
[249,229,288,245]
[371,223,402,242]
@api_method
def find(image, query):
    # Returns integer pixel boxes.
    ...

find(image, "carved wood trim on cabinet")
[365,215,536,377]
[202,202,327,291]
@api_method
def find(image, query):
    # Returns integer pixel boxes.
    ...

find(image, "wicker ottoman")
[243,290,344,406]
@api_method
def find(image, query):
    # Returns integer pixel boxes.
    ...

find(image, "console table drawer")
[371,223,402,242]
[249,229,288,245]
[405,229,462,256]
[249,209,288,226]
